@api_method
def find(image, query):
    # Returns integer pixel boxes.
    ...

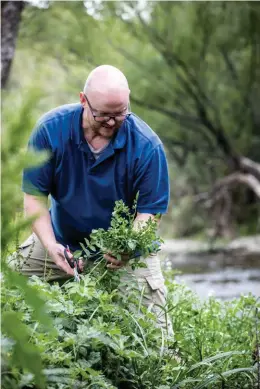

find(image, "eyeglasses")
[84,94,131,123]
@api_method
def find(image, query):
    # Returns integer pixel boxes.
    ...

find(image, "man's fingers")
[56,255,74,276]
[104,253,125,270]
[47,243,75,276]
[106,263,123,270]
[78,259,84,272]
[103,253,122,266]
[121,253,130,262]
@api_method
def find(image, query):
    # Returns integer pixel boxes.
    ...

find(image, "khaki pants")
[9,233,173,335]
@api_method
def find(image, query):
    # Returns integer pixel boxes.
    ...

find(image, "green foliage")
[2,312,45,388]
[81,195,163,266]
[1,266,258,388]
[1,88,48,255]
[1,90,53,384]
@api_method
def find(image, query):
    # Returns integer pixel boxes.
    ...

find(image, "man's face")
[80,89,130,139]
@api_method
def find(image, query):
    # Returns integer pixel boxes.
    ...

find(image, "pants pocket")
[145,275,166,293]
[19,234,35,249]
[16,234,53,275]
[144,275,174,335]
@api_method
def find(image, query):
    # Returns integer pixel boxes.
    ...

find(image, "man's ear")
[79,92,86,105]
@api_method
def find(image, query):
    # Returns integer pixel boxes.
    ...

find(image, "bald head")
[84,65,130,94]
[82,65,130,112]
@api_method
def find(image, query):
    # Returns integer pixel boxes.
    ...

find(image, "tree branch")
[130,95,202,126]
[239,157,260,181]
[220,47,239,84]
[213,172,260,199]
[107,40,189,112]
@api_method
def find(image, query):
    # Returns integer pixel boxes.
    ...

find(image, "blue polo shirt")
[22,103,169,251]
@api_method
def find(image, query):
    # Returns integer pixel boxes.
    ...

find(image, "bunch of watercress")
[80,195,163,266]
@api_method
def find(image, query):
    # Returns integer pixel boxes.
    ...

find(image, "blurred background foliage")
[2,0,260,240]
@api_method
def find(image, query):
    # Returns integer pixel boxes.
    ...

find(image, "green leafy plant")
[79,195,163,268]
[1,89,53,388]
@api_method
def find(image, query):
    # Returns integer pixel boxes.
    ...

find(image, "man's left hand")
[104,253,129,270]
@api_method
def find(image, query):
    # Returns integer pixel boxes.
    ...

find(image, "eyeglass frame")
[84,93,131,123]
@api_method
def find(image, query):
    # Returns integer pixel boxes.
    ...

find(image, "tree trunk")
[195,155,260,238]
[1,1,25,89]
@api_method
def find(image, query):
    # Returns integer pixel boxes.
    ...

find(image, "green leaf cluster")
[81,196,163,266]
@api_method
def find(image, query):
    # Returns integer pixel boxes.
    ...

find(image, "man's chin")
[100,126,117,137]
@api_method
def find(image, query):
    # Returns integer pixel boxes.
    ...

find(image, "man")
[17,65,171,332]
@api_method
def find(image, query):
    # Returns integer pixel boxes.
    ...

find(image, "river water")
[160,240,260,301]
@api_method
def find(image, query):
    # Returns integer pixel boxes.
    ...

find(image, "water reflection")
[161,249,260,300]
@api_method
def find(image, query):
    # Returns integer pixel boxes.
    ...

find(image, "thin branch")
[166,139,222,158]
[107,40,187,110]
[130,95,201,126]
[220,48,239,84]
[157,49,235,161]
[213,172,260,199]
[239,157,260,181]
[131,95,223,154]
[136,9,217,113]
[116,5,236,163]
[166,147,186,166]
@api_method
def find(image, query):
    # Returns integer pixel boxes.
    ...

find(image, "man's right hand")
[47,242,75,276]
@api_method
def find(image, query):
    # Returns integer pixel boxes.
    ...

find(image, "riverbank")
[160,235,260,300]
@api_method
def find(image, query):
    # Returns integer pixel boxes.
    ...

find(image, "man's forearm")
[24,194,56,250]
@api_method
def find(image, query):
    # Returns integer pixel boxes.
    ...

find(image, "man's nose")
[107,117,116,126]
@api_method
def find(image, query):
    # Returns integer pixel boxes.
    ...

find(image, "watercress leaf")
[128,240,136,250]
[73,250,82,258]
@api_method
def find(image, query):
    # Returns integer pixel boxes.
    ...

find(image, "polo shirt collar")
[70,103,128,150]
[70,104,84,145]
[112,121,127,150]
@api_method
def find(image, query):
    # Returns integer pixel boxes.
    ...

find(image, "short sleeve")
[133,144,169,214]
[22,124,54,196]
